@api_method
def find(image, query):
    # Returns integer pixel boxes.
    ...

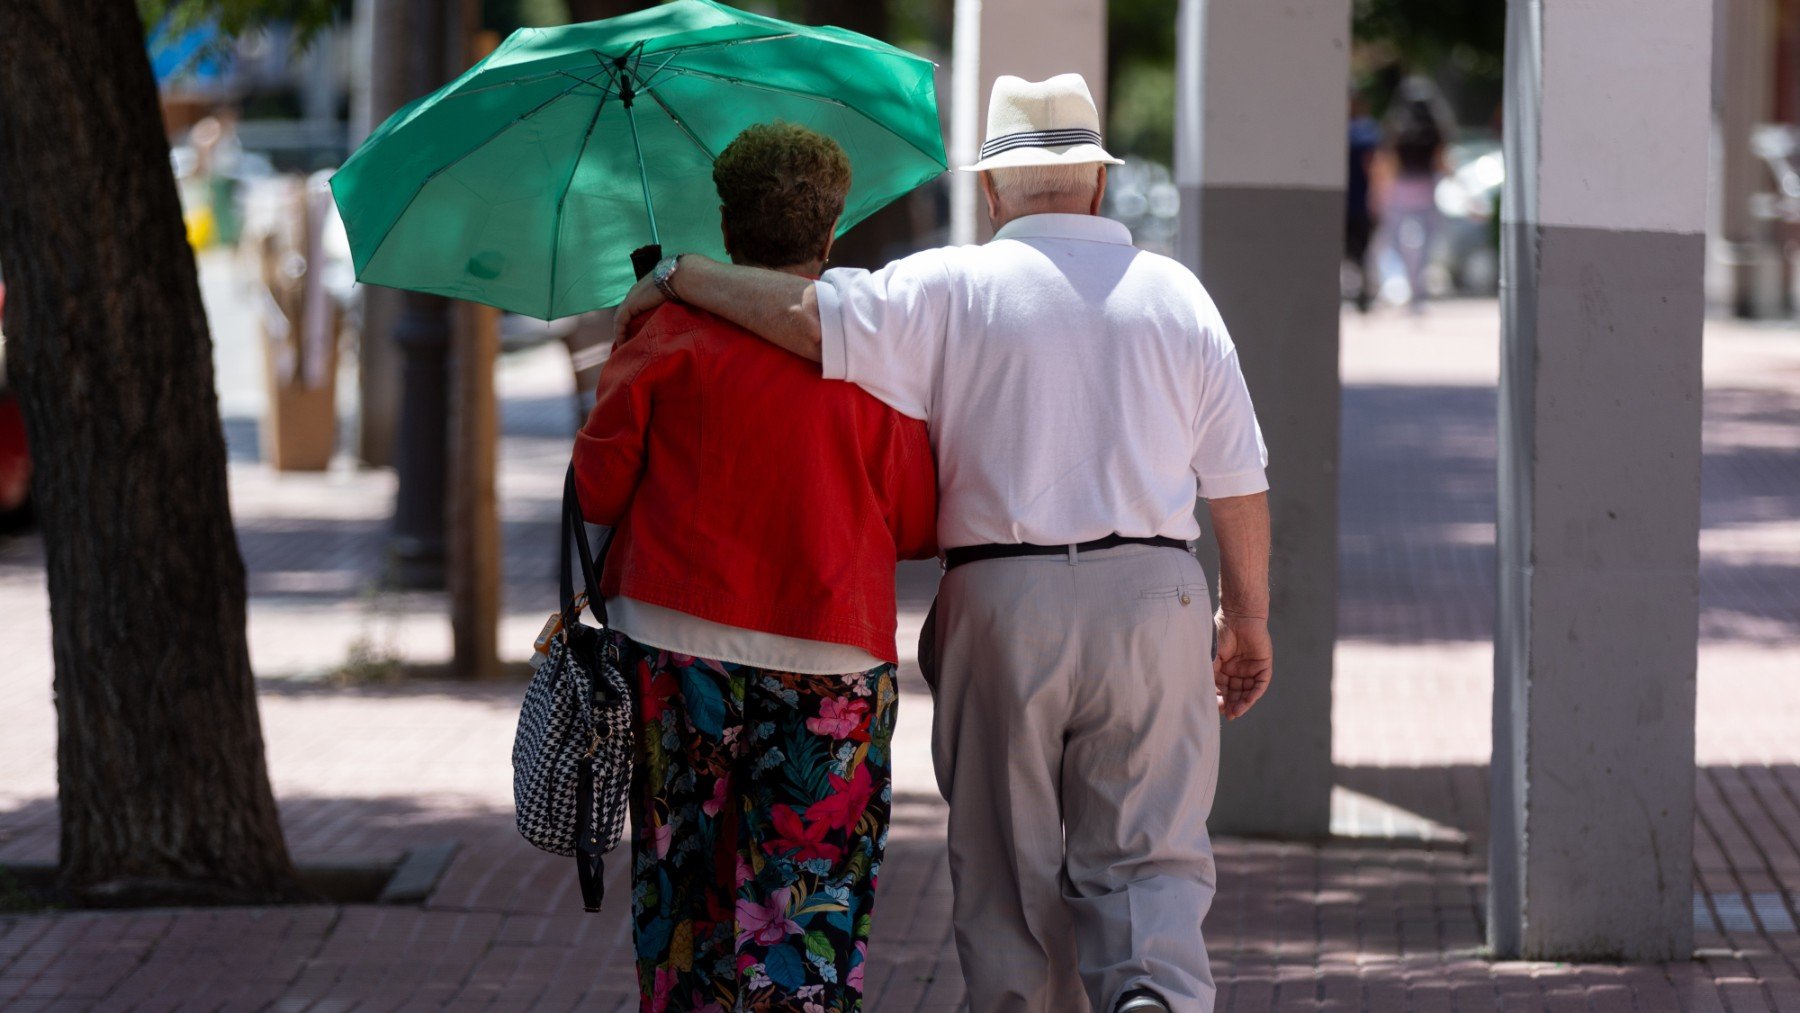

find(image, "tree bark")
[0,0,303,905]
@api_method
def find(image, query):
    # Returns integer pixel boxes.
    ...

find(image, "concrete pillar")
[1174,0,1348,838]
[1490,0,1710,962]
[948,0,1106,245]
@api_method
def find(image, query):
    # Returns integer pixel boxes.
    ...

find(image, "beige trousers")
[920,545,1220,1013]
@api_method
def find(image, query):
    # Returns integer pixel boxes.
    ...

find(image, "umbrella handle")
[631,244,663,281]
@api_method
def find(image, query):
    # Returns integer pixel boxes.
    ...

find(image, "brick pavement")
[1,298,1797,1010]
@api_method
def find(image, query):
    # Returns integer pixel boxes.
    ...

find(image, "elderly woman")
[574,122,937,1011]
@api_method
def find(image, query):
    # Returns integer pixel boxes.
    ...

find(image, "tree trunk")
[0,0,303,905]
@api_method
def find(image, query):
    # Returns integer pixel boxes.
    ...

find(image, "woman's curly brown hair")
[713,122,851,268]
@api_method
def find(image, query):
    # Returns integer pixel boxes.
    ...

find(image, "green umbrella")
[330,0,946,320]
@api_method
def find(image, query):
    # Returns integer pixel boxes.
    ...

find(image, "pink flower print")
[736,852,754,887]
[737,886,802,947]
[648,966,677,1011]
[848,940,868,992]
[650,820,672,859]
[702,776,729,818]
[805,695,870,740]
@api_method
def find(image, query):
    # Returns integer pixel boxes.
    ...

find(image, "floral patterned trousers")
[627,641,897,1012]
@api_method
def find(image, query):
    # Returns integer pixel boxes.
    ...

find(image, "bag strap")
[563,466,618,914]
[560,464,612,627]
[575,755,606,912]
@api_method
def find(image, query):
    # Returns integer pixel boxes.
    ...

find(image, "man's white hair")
[987,163,1103,205]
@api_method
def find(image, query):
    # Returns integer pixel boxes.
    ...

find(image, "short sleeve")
[815,250,953,421]
[1192,316,1270,499]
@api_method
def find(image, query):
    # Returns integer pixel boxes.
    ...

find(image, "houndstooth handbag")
[512,466,634,912]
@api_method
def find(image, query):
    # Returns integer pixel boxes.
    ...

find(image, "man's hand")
[1206,491,1271,719]
[611,272,668,346]
[607,254,821,362]
[1214,611,1272,720]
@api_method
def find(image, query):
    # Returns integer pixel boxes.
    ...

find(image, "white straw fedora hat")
[961,73,1124,172]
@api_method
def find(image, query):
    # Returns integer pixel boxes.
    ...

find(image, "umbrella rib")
[548,75,615,319]
[618,58,719,165]
[631,51,682,93]
[654,63,851,108]
[425,66,614,188]
[358,68,615,284]
[641,88,718,163]
[651,64,947,170]
[434,68,577,99]
[643,33,799,61]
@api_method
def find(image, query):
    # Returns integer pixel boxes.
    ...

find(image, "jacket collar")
[991,213,1134,247]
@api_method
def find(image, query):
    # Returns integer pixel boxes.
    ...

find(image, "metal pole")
[622,93,661,247]
[388,0,460,590]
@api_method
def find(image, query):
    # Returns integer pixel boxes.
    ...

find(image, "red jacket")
[574,303,938,664]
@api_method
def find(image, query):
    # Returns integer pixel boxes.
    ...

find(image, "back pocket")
[1139,584,1205,607]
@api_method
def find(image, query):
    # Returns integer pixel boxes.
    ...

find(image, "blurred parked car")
[1102,159,1180,257]
[0,273,33,529]
[1434,138,1503,295]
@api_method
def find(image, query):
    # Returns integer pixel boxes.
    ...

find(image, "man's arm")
[614,255,822,362]
[1208,491,1272,720]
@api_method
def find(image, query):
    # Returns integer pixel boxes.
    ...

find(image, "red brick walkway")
[2,300,1798,1010]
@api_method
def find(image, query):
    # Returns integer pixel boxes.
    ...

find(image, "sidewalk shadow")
[1339,382,1800,647]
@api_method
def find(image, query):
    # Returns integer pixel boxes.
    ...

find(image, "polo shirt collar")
[991,213,1135,247]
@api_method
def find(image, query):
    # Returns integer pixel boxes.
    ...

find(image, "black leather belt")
[943,534,1188,571]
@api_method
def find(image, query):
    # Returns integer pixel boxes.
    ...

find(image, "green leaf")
[780,726,832,805]
[804,930,836,963]
[140,0,344,47]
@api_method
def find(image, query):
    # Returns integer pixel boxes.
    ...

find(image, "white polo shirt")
[815,213,1268,550]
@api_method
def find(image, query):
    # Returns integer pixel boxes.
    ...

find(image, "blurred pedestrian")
[573,122,938,1010]
[613,73,1275,1013]
[1377,77,1453,312]
[1345,91,1381,313]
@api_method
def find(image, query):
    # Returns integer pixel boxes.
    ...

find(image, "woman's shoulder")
[629,302,715,343]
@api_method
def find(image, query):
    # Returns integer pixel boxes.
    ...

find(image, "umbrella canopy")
[330,0,946,320]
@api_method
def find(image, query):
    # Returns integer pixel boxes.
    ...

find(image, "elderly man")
[615,75,1273,1013]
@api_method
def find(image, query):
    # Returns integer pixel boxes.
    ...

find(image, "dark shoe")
[1115,988,1170,1013]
